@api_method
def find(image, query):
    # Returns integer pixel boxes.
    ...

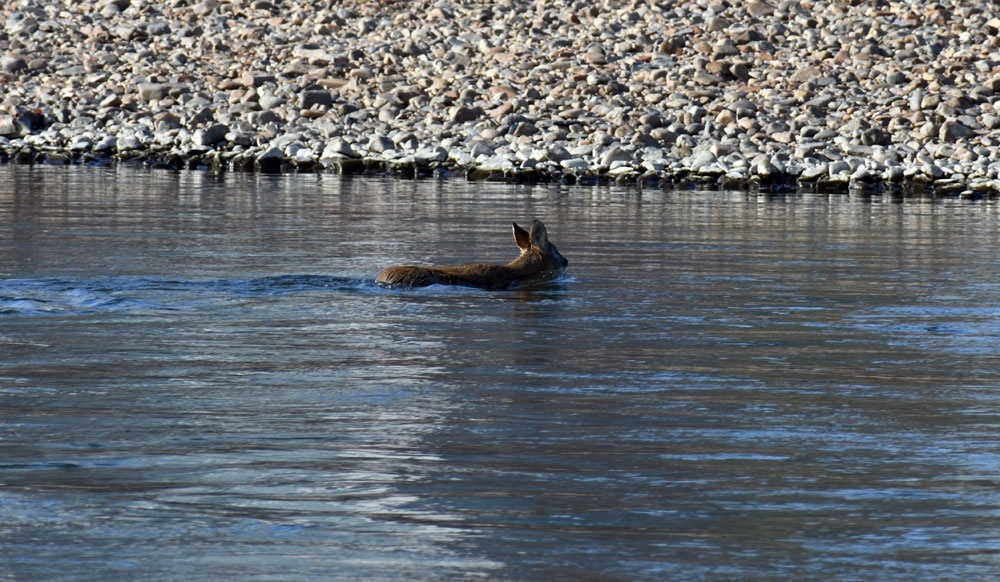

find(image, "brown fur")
[376,220,568,290]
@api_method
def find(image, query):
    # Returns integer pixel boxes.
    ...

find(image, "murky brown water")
[2,166,1000,580]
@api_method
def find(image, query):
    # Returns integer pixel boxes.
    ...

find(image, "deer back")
[376,220,567,290]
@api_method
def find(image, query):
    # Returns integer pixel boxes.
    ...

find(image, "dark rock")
[299,90,334,109]
[1,55,28,73]
[859,126,891,146]
[240,72,277,88]
[449,105,483,123]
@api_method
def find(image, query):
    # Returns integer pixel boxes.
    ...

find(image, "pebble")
[601,146,632,166]
[561,158,589,172]
[0,1,997,194]
[688,150,717,173]
[325,138,358,159]
[192,124,229,147]
[299,90,333,110]
[137,83,175,102]
[470,140,495,158]
[413,146,448,164]
[366,135,394,154]
[1,55,27,73]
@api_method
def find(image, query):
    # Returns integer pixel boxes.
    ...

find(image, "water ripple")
[0,275,377,316]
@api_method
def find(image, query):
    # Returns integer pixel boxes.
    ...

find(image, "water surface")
[2,166,1000,580]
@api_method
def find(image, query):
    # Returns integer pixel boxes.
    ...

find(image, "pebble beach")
[2,0,999,194]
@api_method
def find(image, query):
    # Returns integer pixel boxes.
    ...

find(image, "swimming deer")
[376,219,568,290]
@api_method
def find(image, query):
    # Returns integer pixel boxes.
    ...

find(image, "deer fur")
[376,220,568,290]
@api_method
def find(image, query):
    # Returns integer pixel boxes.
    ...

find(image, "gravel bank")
[2,0,999,194]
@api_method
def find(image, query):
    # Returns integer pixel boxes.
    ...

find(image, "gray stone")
[545,145,571,162]
[921,164,945,179]
[561,158,589,171]
[116,134,142,151]
[601,146,633,166]
[100,3,122,17]
[470,140,495,157]
[378,107,400,123]
[226,131,253,147]
[791,66,823,84]
[939,120,974,142]
[859,127,890,146]
[115,25,139,41]
[257,147,283,160]
[828,160,852,176]
[325,138,357,158]
[0,115,19,137]
[193,123,229,146]
[919,122,939,140]
[688,150,717,172]
[413,146,448,163]
[7,15,39,35]
[69,136,93,152]
[192,0,219,16]
[293,147,316,163]
[712,38,740,58]
[241,72,277,88]
[800,163,829,181]
[155,112,182,131]
[259,94,284,110]
[293,43,332,64]
[512,122,538,137]
[367,135,395,154]
[299,90,333,110]
[138,83,175,101]
[146,22,171,36]
[1,55,27,73]
[393,133,419,150]
[94,135,118,152]
[252,110,283,126]
[886,71,908,85]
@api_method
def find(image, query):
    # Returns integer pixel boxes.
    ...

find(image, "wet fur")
[377,220,568,290]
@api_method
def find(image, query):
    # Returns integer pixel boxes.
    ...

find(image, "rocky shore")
[2,0,999,194]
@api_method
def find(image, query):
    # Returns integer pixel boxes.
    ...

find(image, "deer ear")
[529,219,549,249]
[512,222,530,250]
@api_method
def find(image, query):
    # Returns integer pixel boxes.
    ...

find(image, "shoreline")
[0,146,993,199]
[1,1,998,197]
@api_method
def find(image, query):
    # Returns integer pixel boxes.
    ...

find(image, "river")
[2,165,1000,580]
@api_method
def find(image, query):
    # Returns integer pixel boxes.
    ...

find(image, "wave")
[0,275,377,317]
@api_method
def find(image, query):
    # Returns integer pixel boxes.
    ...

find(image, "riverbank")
[2,0,999,195]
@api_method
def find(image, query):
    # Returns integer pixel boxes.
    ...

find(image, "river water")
[2,165,1000,581]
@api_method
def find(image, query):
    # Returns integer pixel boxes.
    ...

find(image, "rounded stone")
[1,55,27,73]
[193,124,229,146]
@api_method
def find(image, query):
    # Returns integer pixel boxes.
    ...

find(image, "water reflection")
[2,166,1000,580]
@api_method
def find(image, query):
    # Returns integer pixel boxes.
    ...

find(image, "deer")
[376,219,568,290]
